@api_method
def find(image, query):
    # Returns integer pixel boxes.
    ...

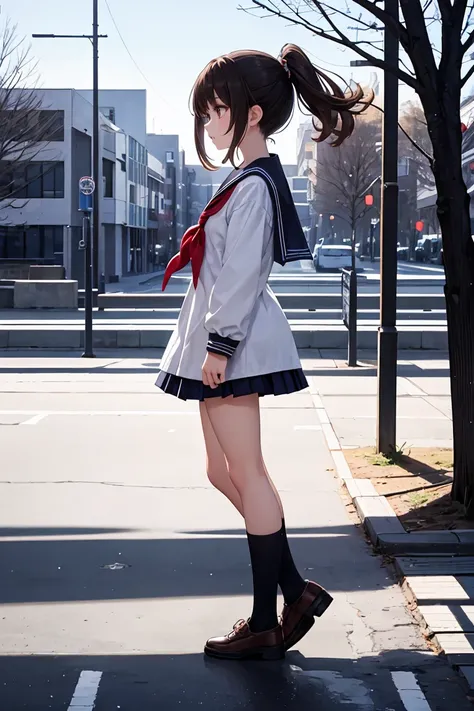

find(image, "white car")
[313,241,360,272]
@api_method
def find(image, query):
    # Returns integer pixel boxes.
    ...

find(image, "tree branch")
[350,0,410,45]
[248,0,420,90]
[462,62,474,87]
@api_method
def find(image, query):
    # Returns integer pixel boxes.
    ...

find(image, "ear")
[248,104,263,128]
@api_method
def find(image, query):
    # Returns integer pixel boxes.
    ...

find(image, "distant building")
[186,164,233,225]
[0,88,169,284]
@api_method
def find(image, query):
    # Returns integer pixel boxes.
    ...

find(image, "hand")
[202,352,227,389]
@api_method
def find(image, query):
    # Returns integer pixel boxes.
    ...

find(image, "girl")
[156,44,370,661]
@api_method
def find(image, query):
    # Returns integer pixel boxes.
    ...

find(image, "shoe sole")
[284,589,334,652]
[204,644,285,661]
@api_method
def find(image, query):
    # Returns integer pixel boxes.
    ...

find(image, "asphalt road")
[0,351,468,711]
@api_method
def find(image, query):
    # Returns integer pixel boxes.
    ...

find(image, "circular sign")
[79,176,95,195]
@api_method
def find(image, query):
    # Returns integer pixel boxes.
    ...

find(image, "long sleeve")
[204,177,273,358]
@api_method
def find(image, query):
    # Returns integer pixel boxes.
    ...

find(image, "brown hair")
[191,43,373,170]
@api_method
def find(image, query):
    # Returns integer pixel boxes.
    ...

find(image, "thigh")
[199,401,228,470]
[204,394,262,469]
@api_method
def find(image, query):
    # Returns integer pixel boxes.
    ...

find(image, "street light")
[33,2,107,359]
[351,1,400,454]
[33,0,107,294]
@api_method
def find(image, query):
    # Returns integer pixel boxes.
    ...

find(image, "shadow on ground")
[0,649,470,711]
[0,524,389,604]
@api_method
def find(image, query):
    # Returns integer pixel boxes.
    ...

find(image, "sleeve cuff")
[206,333,240,358]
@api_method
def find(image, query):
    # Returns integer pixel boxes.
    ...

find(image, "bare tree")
[247,0,474,515]
[314,119,381,266]
[399,100,435,191]
[0,21,61,210]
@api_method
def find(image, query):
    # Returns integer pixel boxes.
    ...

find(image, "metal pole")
[92,0,100,290]
[82,213,95,358]
[370,222,375,262]
[348,268,358,367]
[377,0,399,453]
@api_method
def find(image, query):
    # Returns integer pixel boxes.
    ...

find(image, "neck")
[238,131,270,169]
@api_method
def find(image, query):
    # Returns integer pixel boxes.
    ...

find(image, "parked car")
[313,240,361,272]
[415,235,442,263]
[397,245,409,261]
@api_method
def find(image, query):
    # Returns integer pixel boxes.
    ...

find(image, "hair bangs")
[191,56,252,170]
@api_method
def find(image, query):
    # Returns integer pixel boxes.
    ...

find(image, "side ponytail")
[280,44,373,146]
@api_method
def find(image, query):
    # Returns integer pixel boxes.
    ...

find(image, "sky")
[2,0,417,166]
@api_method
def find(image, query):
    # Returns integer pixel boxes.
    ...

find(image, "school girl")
[156,43,370,661]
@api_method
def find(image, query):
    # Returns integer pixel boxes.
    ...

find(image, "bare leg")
[201,397,305,608]
[204,394,281,535]
[199,402,284,519]
[199,402,244,515]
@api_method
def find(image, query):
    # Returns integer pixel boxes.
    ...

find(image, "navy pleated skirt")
[155,368,308,401]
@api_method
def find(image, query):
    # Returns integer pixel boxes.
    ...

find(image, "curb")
[313,388,474,692]
[314,400,470,555]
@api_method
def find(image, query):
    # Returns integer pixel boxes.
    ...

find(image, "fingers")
[202,367,226,389]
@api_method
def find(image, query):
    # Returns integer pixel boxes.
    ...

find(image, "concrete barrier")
[97,292,447,312]
[0,285,14,308]
[28,265,66,280]
[13,280,78,309]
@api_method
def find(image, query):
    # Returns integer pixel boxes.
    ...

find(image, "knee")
[207,464,228,492]
[227,460,264,493]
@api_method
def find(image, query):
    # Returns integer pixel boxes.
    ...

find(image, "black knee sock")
[279,519,306,606]
[246,526,283,633]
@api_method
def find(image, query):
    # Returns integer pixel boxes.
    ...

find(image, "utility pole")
[350,0,400,453]
[377,0,399,453]
[92,0,100,290]
[33,2,106,293]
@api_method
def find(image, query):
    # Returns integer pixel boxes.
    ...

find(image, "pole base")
[376,326,398,453]
[81,351,96,359]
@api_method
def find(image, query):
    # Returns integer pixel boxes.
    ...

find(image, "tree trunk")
[427,106,474,516]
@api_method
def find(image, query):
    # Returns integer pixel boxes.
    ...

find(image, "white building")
[0,88,166,284]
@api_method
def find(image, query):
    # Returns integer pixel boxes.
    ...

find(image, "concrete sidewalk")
[308,349,452,448]
[308,351,474,693]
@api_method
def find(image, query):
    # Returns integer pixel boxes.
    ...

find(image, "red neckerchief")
[162,185,237,291]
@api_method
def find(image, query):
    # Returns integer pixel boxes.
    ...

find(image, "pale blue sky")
[3,0,415,164]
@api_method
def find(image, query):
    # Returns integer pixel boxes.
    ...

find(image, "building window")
[23,110,65,142]
[129,184,136,204]
[0,225,63,261]
[103,158,114,198]
[11,161,64,199]
[166,151,174,164]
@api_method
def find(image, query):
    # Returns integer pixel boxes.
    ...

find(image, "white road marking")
[391,672,432,711]
[20,413,47,426]
[67,670,102,711]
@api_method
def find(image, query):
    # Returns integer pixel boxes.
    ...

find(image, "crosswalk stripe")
[391,672,432,711]
[67,670,102,711]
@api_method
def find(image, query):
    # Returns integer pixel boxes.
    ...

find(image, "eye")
[215,106,227,118]
[202,114,211,124]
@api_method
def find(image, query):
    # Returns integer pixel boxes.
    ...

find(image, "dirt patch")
[344,446,473,531]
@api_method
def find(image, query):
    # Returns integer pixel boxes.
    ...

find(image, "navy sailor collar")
[211,154,312,266]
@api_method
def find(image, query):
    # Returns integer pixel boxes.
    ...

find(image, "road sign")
[79,176,95,195]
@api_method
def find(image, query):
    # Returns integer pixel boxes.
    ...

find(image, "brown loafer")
[204,619,285,661]
[281,580,333,651]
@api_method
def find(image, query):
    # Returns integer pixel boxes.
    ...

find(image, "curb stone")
[312,390,474,692]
